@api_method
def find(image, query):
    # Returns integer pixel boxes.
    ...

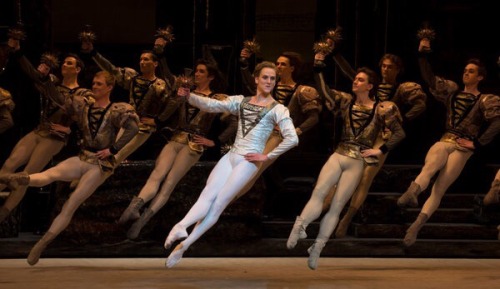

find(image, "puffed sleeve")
[295,85,321,134]
[266,104,299,160]
[110,102,139,152]
[397,82,427,120]
[429,76,459,104]
[475,94,500,147]
[65,91,94,121]
[376,101,405,153]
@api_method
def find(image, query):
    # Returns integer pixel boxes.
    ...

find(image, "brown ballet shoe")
[403,213,428,247]
[118,196,145,225]
[397,181,421,208]
[126,208,154,240]
[0,172,29,190]
[27,232,56,266]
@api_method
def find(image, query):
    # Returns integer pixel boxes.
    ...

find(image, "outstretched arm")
[313,52,340,112]
[154,37,175,89]
[332,53,356,82]
[178,87,242,114]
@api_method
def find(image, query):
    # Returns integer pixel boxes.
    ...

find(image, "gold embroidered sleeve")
[481,94,500,121]
[429,76,459,104]
[297,85,322,113]
[397,82,427,120]
[110,102,139,151]
[377,101,405,151]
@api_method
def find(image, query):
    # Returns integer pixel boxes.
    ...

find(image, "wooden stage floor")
[1,257,499,289]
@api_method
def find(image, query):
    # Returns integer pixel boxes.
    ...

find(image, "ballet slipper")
[286,216,307,249]
[166,243,185,268]
[307,239,326,270]
[164,224,188,249]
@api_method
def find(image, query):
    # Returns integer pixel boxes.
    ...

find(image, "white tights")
[173,152,259,250]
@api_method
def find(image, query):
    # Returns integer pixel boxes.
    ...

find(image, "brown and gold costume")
[18,82,139,265]
[428,76,499,147]
[330,53,427,238]
[333,53,427,120]
[92,51,172,164]
[0,53,92,223]
[286,66,405,269]
[315,70,405,162]
[411,54,500,194]
[397,54,500,247]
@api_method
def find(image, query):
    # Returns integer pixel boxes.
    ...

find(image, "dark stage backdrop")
[0,0,498,164]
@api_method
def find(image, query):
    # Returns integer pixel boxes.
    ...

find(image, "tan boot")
[27,232,56,266]
[483,180,500,206]
[335,206,358,238]
[307,239,326,270]
[287,216,307,249]
[126,208,155,240]
[403,213,428,247]
[118,196,145,224]
[0,172,30,190]
[0,207,11,223]
[397,181,421,208]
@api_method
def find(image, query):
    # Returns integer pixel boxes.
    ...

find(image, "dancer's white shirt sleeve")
[188,93,243,115]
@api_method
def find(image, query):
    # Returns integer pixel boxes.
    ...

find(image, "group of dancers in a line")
[0,25,499,270]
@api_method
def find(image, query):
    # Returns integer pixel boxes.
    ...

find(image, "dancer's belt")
[336,141,379,166]
[440,130,473,144]
[170,130,204,154]
[79,149,116,172]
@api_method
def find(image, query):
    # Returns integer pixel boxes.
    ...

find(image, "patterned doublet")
[274,84,297,105]
[92,52,171,125]
[450,92,478,128]
[377,83,394,101]
[378,82,426,120]
[431,76,500,145]
[131,77,156,108]
[350,104,375,137]
[240,101,267,137]
[187,94,298,160]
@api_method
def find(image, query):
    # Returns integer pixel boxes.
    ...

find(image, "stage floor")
[1,257,499,289]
